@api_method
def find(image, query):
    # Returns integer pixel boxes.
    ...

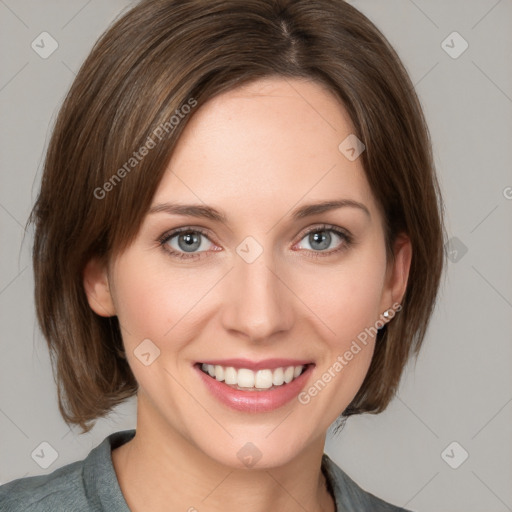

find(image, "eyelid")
[296,223,352,242]
[158,225,216,245]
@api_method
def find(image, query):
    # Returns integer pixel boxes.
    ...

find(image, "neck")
[111,393,335,512]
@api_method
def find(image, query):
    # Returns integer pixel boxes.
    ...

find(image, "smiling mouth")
[197,362,312,391]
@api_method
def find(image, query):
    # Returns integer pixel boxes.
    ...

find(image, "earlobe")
[83,257,116,317]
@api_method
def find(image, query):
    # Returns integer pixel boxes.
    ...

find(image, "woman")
[0,0,445,510]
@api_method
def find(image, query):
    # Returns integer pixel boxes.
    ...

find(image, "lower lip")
[195,364,314,413]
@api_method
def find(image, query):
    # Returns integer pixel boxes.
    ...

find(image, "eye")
[294,224,352,257]
[159,228,218,260]
[159,224,353,261]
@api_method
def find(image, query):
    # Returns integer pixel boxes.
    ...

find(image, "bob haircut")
[29,0,446,433]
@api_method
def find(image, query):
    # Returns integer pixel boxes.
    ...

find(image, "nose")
[220,247,294,343]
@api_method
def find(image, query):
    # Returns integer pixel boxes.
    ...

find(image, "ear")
[83,257,116,317]
[380,233,412,315]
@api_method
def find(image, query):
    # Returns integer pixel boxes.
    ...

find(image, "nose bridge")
[221,240,293,341]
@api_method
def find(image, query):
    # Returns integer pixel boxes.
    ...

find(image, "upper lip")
[197,358,314,371]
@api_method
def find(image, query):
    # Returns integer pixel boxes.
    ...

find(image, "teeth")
[255,369,273,389]
[238,368,255,388]
[214,365,224,381]
[201,363,306,390]
[224,366,237,385]
[272,367,284,386]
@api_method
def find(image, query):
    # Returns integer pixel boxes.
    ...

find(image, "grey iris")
[178,232,201,252]
[310,230,331,250]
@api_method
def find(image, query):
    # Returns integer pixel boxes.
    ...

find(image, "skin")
[84,76,412,512]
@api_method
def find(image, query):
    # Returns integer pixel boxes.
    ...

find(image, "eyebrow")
[148,199,370,223]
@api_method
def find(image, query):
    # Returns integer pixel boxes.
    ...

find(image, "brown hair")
[29,0,446,433]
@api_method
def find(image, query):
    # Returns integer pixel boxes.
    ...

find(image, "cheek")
[109,256,186,346]
[109,255,233,374]
[294,248,387,346]
[292,245,386,410]
[295,266,385,418]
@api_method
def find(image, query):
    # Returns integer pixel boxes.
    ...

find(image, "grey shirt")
[0,429,412,511]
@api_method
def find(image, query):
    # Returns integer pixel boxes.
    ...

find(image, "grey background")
[0,1,511,511]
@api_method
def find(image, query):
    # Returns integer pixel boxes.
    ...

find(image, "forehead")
[152,77,377,222]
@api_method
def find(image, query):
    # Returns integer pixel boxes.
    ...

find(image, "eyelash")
[158,224,353,261]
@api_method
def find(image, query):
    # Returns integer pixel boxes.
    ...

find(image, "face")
[85,77,411,469]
